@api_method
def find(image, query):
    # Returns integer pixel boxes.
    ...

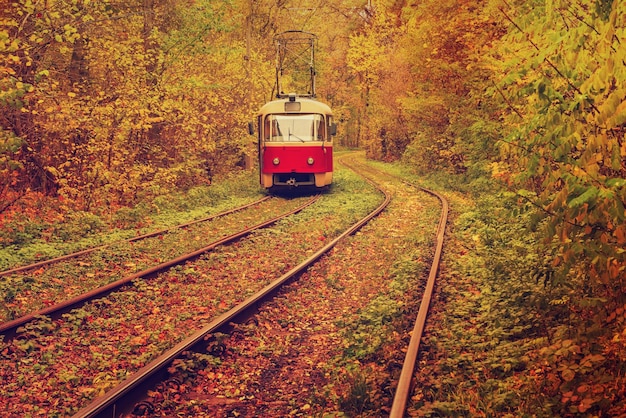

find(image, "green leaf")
[568,187,598,208]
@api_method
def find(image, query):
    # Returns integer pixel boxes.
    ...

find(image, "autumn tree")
[341,0,504,166]
[345,6,406,157]
[305,0,374,149]
[490,0,625,304]
[1,0,90,203]
[1,0,275,212]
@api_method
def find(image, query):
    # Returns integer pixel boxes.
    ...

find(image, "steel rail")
[0,196,271,277]
[0,195,313,340]
[389,184,448,417]
[73,162,391,418]
[376,172,449,418]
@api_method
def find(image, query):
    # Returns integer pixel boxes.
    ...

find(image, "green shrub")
[54,211,105,241]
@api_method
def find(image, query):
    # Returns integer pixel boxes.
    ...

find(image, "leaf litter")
[141,171,443,417]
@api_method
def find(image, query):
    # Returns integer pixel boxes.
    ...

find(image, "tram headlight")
[307,157,314,165]
[273,157,280,165]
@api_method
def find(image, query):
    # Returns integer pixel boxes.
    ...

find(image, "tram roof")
[257,95,333,116]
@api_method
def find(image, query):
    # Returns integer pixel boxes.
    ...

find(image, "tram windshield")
[264,114,326,142]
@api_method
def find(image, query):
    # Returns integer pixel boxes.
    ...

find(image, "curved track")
[389,176,449,417]
[75,157,448,418]
[344,159,449,417]
[2,157,448,417]
[73,162,392,417]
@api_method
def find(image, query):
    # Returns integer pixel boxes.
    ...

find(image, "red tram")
[253,93,336,190]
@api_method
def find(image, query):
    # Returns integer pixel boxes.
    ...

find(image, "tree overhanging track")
[73,163,392,418]
[0,195,315,340]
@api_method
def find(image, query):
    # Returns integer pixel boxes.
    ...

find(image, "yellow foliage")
[1,0,274,209]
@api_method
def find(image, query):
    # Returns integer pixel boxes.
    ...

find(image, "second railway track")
[0,195,320,339]
[80,155,447,417]
[0,195,312,326]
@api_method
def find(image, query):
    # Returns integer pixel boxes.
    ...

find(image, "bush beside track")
[368,158,625,417]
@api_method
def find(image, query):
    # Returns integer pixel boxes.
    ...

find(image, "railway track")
[0,195,319,340]
[75,157,447,417]
[0,167,383,417]
[71,160,391,417]
[75,176,390,418]
[1,157,448,417]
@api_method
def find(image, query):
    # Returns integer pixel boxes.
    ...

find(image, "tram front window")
[266,114,325,142]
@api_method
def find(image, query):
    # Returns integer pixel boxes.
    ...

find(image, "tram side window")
[326,116,334,141]
[316,117,326,140]
[264,116,281,141]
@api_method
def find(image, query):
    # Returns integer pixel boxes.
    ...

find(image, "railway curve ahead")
[75,155,448,418]
[0,157,447,417]
[0,166,384,417]
[73,161,391,417]
[348,159,449,417]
